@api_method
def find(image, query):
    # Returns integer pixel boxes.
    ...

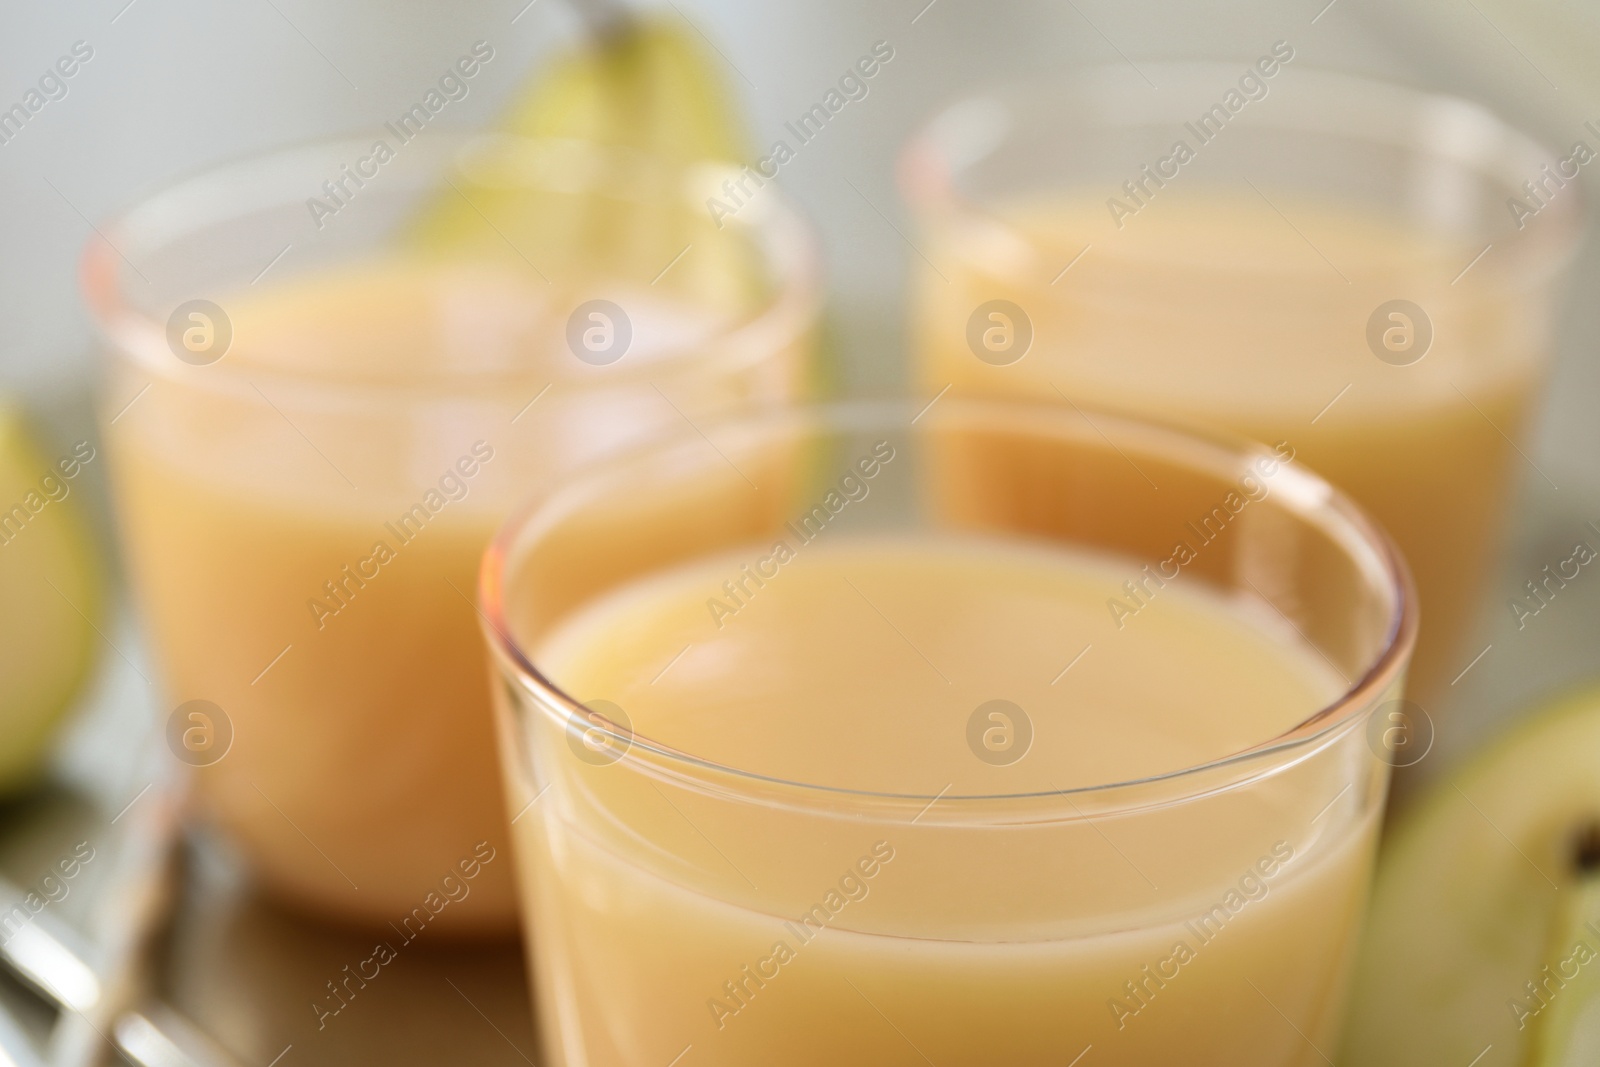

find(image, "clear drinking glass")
[482,398,1417,1065]
[902,64,1584,709]
[85,134,820,931]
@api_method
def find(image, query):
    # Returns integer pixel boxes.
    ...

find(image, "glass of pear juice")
[902,65,1584,710]
[481,398,1417,1066]
[85,134,820,931]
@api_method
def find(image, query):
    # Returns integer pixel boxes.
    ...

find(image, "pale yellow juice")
[511,534,1375,1065]
[915,194,1546,703]
[108,257,799,930]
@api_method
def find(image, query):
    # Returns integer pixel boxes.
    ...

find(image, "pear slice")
[1530,865,1600,1065]
[1341,687,1600,1066]
[0,403,103,793]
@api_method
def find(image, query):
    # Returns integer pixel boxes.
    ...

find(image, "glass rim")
[81,132,823,406]
[480,397,1419,814]
[900,63,1587,287]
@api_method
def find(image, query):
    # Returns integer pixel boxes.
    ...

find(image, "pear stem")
[566,0,632,41]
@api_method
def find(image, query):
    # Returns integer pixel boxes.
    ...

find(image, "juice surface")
[536,535,1341,792]
[512,534,1376,1066]
[915,191,1544,705]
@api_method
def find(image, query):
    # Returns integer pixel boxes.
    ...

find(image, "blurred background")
[1,0,1598,1061]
